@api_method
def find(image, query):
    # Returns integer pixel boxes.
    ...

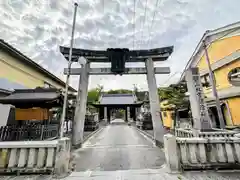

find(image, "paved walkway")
[73,119,165,171]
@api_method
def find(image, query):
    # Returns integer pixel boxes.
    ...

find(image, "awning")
[0,88,63,108]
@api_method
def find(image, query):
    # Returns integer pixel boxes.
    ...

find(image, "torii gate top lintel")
[59,46,174,62]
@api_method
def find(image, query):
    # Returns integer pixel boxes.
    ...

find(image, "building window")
[228,67,240,86]
[201,74,211,88]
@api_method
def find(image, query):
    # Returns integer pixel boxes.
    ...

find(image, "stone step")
[1,168,240,180]
[64,168,240,180]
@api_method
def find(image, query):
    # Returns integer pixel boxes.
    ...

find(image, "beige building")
[0,39,76,92]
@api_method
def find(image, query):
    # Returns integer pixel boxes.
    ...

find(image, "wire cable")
[133,0,136,49]
[162,71,181,86]
[139,0,148,48]
[102,0,104,12]
[147,0,161,48]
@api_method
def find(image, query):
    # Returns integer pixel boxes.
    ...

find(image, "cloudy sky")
[0,0,239,91]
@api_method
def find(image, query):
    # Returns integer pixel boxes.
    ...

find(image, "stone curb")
[133,126,155,140]
[133,126,164,148]
[70,126,105,151]
[82,126,104,144]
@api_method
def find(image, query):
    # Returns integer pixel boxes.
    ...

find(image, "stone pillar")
[54,138,71,176]
[164,134,180,172]
[125,107,128,122]
[145,58,165,144]
[107,108,111,123]
[104,107,107,121]
[127,107,131,122]
[185,68,212,131]
[72,63,90,147]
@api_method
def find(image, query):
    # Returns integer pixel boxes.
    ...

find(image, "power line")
[139,0,148,48]
[102,0,104,12]
[133,0,136,49]
[162,71,181,85]
[147,0,161,48]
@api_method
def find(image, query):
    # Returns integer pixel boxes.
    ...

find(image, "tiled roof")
[0,88,12,95]
[0,87,62,104]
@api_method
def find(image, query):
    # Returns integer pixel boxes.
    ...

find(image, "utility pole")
[203,39,225,129]
[60,2,78,138]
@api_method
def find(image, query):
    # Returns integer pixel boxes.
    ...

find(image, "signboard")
[192,72,212,129]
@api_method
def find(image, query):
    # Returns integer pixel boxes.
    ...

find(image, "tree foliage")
[88,86,133,102]
[107,89,132,94]
[87,85,103,103]
[158,82,189,110]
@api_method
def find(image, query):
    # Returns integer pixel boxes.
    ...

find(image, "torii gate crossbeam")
[60,46,173,147]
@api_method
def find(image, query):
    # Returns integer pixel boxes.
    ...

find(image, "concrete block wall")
[164,134,240,172]
[175,128,236,138]
[175,128,194,137]
[197,129,236,138]
[0,137,71,175]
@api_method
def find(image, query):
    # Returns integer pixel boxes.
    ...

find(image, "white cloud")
[0,0,239,91]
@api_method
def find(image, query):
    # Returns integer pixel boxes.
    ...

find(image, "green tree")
[87,85,103,103]
[107,89,132,94]
[158,82,188,110]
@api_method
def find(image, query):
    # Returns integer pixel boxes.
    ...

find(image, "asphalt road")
[73,119,165,171]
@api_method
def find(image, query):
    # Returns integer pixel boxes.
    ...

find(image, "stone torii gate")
[60,46,173,146]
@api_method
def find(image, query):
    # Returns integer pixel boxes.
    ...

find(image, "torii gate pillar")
[72,63,90,147]
[146,58,164,145]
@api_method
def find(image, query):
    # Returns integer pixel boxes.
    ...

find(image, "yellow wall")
[214,60,240,90]
[227,97,240,125]
[160,100,174,128]
[161,111,173,128]
[197,35,240,70]
[197,35,240,94]
[222,102,232,126]
[202,60,240,94]
[195,35,240,126]
[0,50,63,89]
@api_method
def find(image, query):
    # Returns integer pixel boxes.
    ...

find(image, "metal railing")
[0,124,59,141]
